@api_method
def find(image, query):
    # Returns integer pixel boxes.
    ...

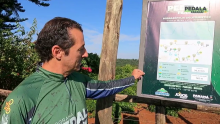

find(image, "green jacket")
[0,67,135,124]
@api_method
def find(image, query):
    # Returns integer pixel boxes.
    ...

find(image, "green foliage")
[0,19,39,90]
[115,64,137,96]
[86,100,96,118]
[82,53,100,74]
[116,59,138,67]
[80,53,100,80]
[147,105,156,112]
[165,107,182,117]
[116,64,134,79]
[0,0,50,31]
[112,103,122,123]
[88,111,96,118]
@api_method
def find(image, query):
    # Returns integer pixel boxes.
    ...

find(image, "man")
[0,17,145,124]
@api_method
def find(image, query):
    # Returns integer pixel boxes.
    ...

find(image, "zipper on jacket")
[64,77,74,105]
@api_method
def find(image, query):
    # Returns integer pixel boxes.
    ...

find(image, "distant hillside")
[116,59,139,67]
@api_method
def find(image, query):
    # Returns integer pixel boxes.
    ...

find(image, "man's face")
[61,28,88,72]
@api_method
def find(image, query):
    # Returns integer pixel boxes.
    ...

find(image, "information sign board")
[138,0,220,106]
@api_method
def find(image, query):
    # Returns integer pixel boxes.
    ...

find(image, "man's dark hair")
[35,17,83,62]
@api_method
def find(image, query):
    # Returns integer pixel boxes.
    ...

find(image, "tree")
[0,19,39,90]
[0,0,50,31]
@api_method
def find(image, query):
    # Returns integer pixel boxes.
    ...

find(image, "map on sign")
[158,39,213,65]
[157,21,215,85]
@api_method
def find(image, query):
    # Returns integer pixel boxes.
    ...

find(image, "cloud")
[84,29,103,44]
[84,29,140,59]
[85,43,102,54]
[84,29,140,44]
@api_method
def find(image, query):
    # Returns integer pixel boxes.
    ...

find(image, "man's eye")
[78,47,83,51]
[78,47,85,51]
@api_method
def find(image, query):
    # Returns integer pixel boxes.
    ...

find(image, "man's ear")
[51,45,63,60]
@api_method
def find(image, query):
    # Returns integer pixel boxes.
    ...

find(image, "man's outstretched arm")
[85,69,145,99]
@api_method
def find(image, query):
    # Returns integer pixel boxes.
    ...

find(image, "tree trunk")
[95,0,123,124]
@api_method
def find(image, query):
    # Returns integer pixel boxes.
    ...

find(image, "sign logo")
[167,5,208,14]
[185,6,208,13]
[193,94,209,99]
[193,94,212,102]
[175,92,188,99]
[4,99,14,114]
[155,88,170,96]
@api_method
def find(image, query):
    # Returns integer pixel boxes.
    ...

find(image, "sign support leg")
[156,106,166,124]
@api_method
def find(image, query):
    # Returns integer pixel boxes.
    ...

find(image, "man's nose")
[82,49,88,58]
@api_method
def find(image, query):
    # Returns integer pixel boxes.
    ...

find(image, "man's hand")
[132,69,145,80]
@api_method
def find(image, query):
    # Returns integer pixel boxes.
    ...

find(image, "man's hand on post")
[132,69,145,80]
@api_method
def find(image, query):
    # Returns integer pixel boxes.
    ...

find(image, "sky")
[19,0,143,59]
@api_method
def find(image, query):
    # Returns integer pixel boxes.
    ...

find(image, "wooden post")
[156,106,166,124]
[95,0,123,124]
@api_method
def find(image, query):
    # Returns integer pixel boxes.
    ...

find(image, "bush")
[147,105,156,112]
[0,19,39,90]
[86,100,96,118]
[166,107,182,117]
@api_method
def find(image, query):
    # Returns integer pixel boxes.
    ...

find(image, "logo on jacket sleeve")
[4,99,14,114]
